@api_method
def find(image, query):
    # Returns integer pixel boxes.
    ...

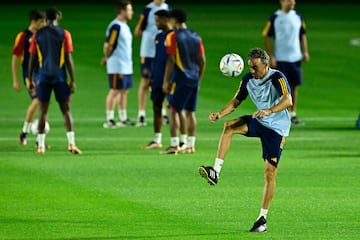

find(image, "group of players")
[100,0,205,154]
[12,8,81,154]
[12,0,310,233]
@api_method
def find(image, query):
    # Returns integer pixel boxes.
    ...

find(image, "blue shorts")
[151,86,166,104]
[36,81,70,103]
[140,57,154,79]
[108,74,133,90]
[24,77,38,99]
[243,115,285,167]
[168,82,198,112]
[277,61,303,87]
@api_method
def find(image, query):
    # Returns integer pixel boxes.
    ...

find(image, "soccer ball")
[219,53,244,77]
[31,119,50,135]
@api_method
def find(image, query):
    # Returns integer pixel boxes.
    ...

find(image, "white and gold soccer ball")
[219,53,244,77]
[31,119,50,135]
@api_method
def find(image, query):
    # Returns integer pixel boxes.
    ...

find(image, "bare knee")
[223,121,235,135]
[264,163,277,183]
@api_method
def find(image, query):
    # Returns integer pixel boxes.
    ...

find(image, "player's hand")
[100,57,107,65]
[209,112,220,122]
[252,109,272,119]
[162,82,169,93]
[303,52,310,62]
[69,81,76,93]
[13,80,21,92]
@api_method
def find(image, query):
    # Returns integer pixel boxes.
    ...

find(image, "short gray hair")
[248,48,270,65]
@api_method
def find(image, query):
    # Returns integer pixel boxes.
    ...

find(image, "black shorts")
[243,115,286,167]
[140,57,154,79]
[277,61,303,87]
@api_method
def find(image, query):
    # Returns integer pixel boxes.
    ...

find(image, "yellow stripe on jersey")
[36,43,43,68]
[14,32,25,63]
[280,136,286,149]
[262,21,271,37]
[278,77,288,95]
[175,45,185,72]
[165,31,174,47]
[109,29,118,46]
[302,20,306,30]
[234,81,243,98]
[59,41,65,67]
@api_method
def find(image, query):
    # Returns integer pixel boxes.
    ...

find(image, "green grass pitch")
[0,3,359,239]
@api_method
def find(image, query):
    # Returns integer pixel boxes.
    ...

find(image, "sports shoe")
[68,145,82,154]
[291,116,303,125]
[37,147,45,154]
[199,166,218,186]
[162,115,169,125]
[117,119,135,127]
[103,119,117,128]
[160,146,179,155]
[183,147,196,154]
[249,216,267,232]
[144,141,163,149]
[136,116,147,127]
[36,142,50,149]
[19,132,28,145]
[179,142,187,151]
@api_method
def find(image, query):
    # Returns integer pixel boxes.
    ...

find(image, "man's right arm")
[209,98,241,122]
[11,55,21,91]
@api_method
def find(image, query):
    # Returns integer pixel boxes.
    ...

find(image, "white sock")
[180,134,187,145]
[67,131,75,146]
[290,111,296,118]
[154,132,162,144]
[138,110,146,118]
[170,137,179,147]
[119,109,127,121]
[187,136,195,148]
[214,158,224,176]
[258,208,268,220]
[161,108,167,116]
[37,133,46,148]
[106,111,114,121]
[22,122,31,133]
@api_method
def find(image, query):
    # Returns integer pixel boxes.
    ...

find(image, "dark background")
[1,0,359,4]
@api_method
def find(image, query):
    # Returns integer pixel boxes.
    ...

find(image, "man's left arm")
[64,30,76,93]
[300,34,310,62]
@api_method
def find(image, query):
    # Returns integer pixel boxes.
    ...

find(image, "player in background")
[144,10,187,150]
[199,48,292,232]
[134,0,170,127]
[102,0,135,128]
[161,9,206,154]
[29,7,81,154]
[262,0,310,125]
[12,9,45,145]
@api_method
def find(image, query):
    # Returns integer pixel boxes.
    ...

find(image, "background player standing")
[262,0,310,125]
[102,0,135,128]
[28,7,81,154]
[12,9,45,145]
[161,9,206,154]
[134,0,170,127]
